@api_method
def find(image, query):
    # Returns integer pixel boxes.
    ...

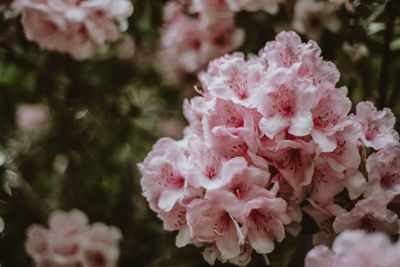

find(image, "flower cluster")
[140,31,400,266]
[12,0,134,59]
[158,0,361,82]
[292,0,341,40]
[157,0,245,83]
[25,209,122,267]
[305,230,400,267]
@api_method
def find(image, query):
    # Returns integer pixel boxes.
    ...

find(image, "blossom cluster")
[12,0,134,59]
[140,31,400,266]
[157,0,245,83]
[157,0,359,82]
[305,230,400,267]
[25,209,122,267]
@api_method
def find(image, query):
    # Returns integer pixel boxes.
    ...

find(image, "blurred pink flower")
[305,230,400,267]
[157,1,244,83]
[16,103,50,132]
[25,209,122,267]
[293,0,340,40]
[12,0,133,59]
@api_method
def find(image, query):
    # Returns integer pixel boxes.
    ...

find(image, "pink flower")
[139,30,400,266]
[139,137,189,212]
[199,53,265,108]
[202,242,252,266]
[311,85,351,152]
[25,209,122,267]
[190,0,234,25]
[309,161,345,205]
[199,98,261,156]
[185,135,249,190]
[257,69,316,139]
[333,198,399,235]
[365,142,400,204]
[157,1,244,82]
[12,0,133,59]
[16,103,50,132]
[293,0,340,40]
[260,139,316,192]
[353,101,399,150]
[318,120,361,172]
[186,193,244,259]
[305,230,400,267]
[238,197,291,254]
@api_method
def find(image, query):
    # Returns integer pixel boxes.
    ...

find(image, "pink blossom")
[16,103,50,132]
[158,1,243,82]
[25,209,122,267]
[185,135,248,190]
[353,101,399,150]
[12,0,133,59]
[202,242,252,266]
[364,142,400,204]
[139,30,399,266]
[318,120,361,172]
[333,198,399,235]
[260,139,315,192]
[311,85,351,152]
[305,230,400,267]
[257,69,316,139]
[293,0,340,40]
[186,193,244,259]
[309,161,345,205]
[139,137,189,212]
[198,53,265,108]
[190,0,234,25]
[238,197,291,254]
[199,98,261,156]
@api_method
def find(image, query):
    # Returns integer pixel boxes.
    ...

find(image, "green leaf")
[363,1,388,30]
[390,38,400,50]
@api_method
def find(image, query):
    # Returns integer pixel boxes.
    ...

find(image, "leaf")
[362,1,388,31]
[390,38,400,50]
[366,22,385,35]
[133,114,155,131]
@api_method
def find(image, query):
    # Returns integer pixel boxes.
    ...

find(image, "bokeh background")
[0,0,399,266]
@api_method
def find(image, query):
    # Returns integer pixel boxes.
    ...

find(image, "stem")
[388,70,400,108]
[357,62,373,100]
[377,0,396,109]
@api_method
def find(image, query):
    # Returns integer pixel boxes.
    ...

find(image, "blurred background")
[0,0,399,266]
